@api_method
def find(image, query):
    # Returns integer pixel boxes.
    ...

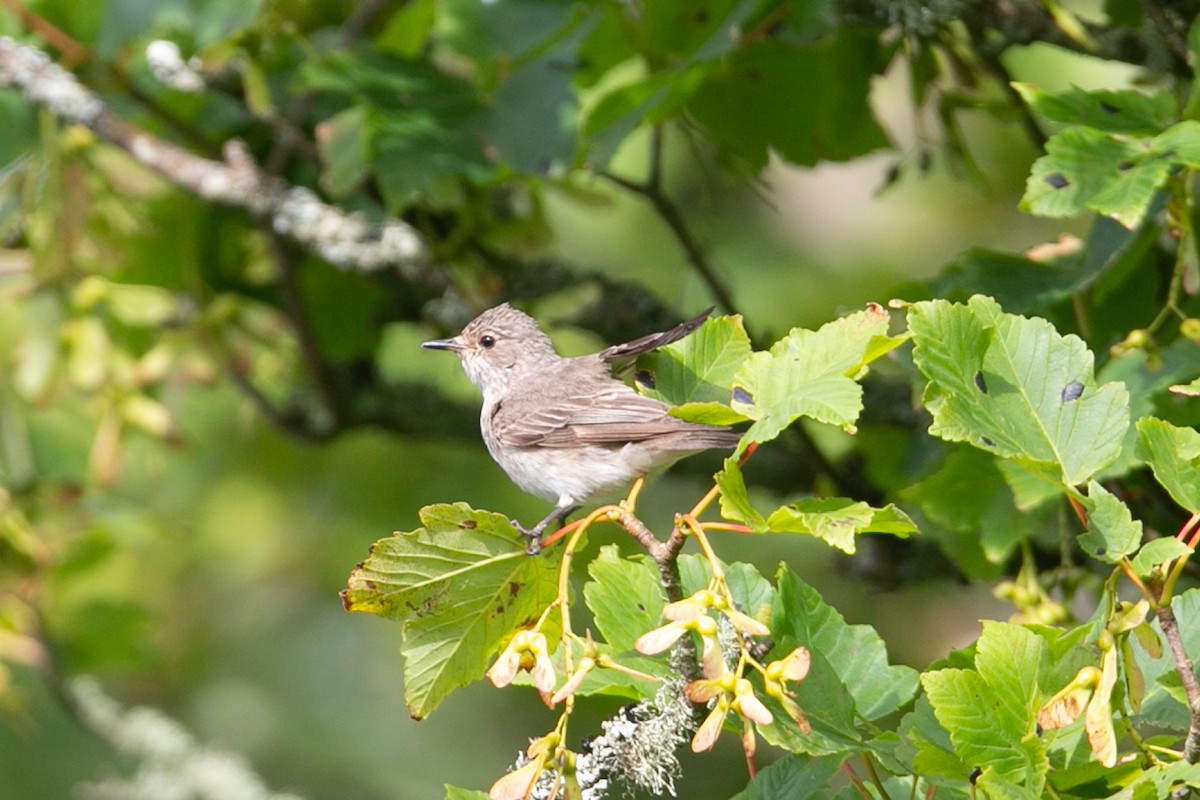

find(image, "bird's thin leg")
[515,502,579,555]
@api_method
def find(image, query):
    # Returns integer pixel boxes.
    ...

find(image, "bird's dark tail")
[597,307,716,363]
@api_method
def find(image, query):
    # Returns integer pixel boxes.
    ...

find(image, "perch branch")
[0,36,428,275]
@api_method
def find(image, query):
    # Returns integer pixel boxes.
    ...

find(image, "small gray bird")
[423,304,742,550]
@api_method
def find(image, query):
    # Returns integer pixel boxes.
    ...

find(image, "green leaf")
[921,622,1046,788]
[904,447,1043,570]
[732,303,895,444]
[1136,760,1200,795]
[1135,590,1200,731]
[668,401,748,426]
[637,0,749,64]
[908,295,1129,486]
[1077,480,1142,562]
[729,753,845,800]
[378,0,439,58]
[583,546,665,654]
[1098,337,1200,480]
[1136,417,1200,512]
[371,109,489,209]
[721,560,775,624]
[715,458,767,530]
[1170,376,1200,396]
[764,498,918,554]
[1154,120,1200,167]
[241,58,274,117]
[317,106,371,197]
[687,34,890,169]
[772,567,919,722]
[996,460,1063,511]
[977,758,1047,800]
[1128,537,1192,578]
[640,314,752,406]
[342,503,559,719]
[677,555,775,624]
[899,696,969,780]
[1019,120,1200,228]
[468,49,578,173]
[1014,83,1177,135]
[932,218,1155,316]
[443,787,490,800]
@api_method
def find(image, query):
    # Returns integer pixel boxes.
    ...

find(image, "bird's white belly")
[488,441,654,505]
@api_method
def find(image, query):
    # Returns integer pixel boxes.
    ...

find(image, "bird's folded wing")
[492,387,701,447]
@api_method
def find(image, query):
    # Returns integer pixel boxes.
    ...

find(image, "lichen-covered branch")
[1156,603,1200,764]
[0,35,428,275]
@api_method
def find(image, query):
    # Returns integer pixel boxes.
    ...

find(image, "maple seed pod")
[700,631,727,679]
[693,615,719,637]
[662,596,707,622]
[526,731,559,759]
[721,606,771,637]
[685,678,725,704]
[550,657,595,705]
[766,647,811,682]
[489,760,543,800]
[733,680,774,726]
[486,647,522,688]
[778,692,812,734]
[634,621,689,655]
[691,697,731,752]
[741,717,758,760]
[1037,665,1102,730]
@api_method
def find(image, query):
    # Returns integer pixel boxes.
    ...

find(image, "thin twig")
[264,231,341,430]
[1156,602,1200,762]
[263,0,391,175]
[1118,559,1153,602]
[840,761,875,800]
[861,753,890,800]
[0,0,87,64]
[599,128,742,322]
[1139,0,1190,64]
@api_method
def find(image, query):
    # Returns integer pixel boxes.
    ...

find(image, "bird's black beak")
[422,337,465,352]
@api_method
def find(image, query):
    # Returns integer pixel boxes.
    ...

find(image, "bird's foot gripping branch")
[345,298,1200,800]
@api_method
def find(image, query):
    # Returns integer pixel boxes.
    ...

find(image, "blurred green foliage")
[3,0,1200,797]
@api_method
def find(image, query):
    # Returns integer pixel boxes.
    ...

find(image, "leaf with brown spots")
[343,503,559,719]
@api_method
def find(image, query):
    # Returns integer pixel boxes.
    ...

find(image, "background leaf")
[1015,84,1177,135]
[908,295,1129,486]
[687,33,890,169]
[1135,417,1200,512]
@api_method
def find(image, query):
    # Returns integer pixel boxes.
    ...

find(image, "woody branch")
[0,35,428,275]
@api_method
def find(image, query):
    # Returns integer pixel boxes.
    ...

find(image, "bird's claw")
[512,519,545,555]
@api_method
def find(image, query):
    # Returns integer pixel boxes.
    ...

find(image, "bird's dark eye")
[480,334,496,348]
